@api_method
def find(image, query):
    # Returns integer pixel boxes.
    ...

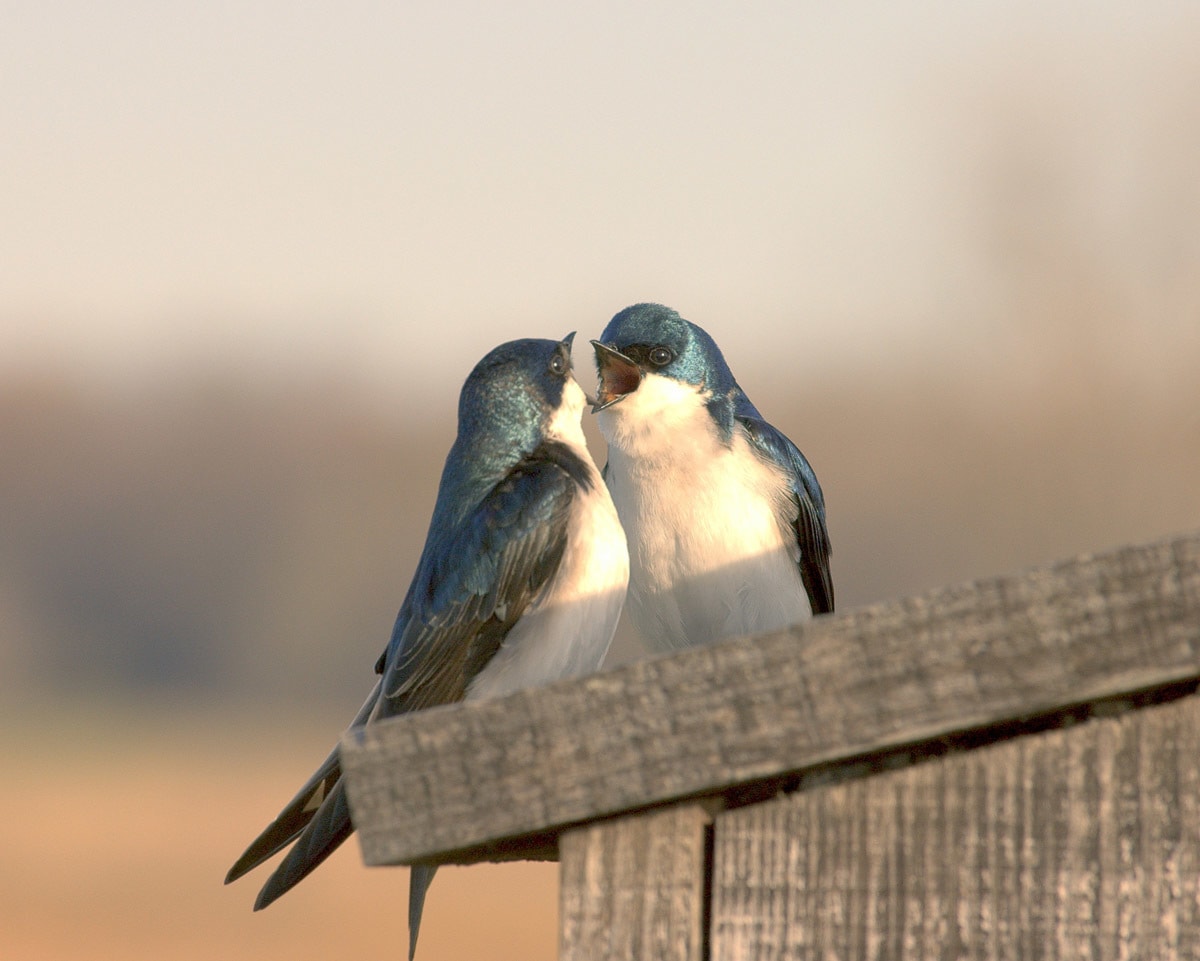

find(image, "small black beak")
[591,340,643,412]
[558,332,577,373]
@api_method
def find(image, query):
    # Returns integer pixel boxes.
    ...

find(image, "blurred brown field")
[0,705,559,961]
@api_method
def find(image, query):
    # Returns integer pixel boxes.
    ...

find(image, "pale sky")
[3,1,1198,390]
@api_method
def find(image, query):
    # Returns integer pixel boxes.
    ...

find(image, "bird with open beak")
[592,303,832,652]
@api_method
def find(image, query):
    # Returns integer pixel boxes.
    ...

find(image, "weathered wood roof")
[340,531,1200,868]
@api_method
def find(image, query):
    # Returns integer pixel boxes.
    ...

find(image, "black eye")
[548,352,567,376]
[648,346,673,367]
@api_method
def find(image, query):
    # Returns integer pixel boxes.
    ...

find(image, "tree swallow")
[591,303,832,651]
[226,335,629,959]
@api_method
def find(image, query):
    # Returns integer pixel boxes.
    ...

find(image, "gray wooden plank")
[341,532,1200,866]
[559,803,713,961]
[710,693,1200,960]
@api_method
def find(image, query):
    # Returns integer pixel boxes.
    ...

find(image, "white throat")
[546,375,590,451]
[597,373,714,463]
[597,373,811,651]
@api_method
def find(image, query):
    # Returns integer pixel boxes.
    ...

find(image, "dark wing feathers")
[737,414,835,615]
[377,453,575,714]
[228,447,580,916]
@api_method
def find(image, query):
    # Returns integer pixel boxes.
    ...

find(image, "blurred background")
[3,2,1198,958]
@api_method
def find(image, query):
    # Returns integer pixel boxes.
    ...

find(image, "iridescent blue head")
[591,303,734,402]
[429,334,581,527]
[456,334,576,455]
[434,331,583,527]
[591,304,749,436]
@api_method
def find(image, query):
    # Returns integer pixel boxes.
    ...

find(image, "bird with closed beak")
[226,335,629,959]
[592,303,832,652]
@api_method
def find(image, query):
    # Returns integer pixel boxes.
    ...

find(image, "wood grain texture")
[710,694,1200,961]
[341,532,1200,866]
[560,803,713,961]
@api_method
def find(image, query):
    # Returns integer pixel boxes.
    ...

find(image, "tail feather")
[254,778,355,910]
[225,745,342,884]
[408,864,439,961]
[226,678,381,888]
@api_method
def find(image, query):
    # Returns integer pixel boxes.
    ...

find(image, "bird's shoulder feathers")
[736,413,834,615]
[375,441,592,712]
